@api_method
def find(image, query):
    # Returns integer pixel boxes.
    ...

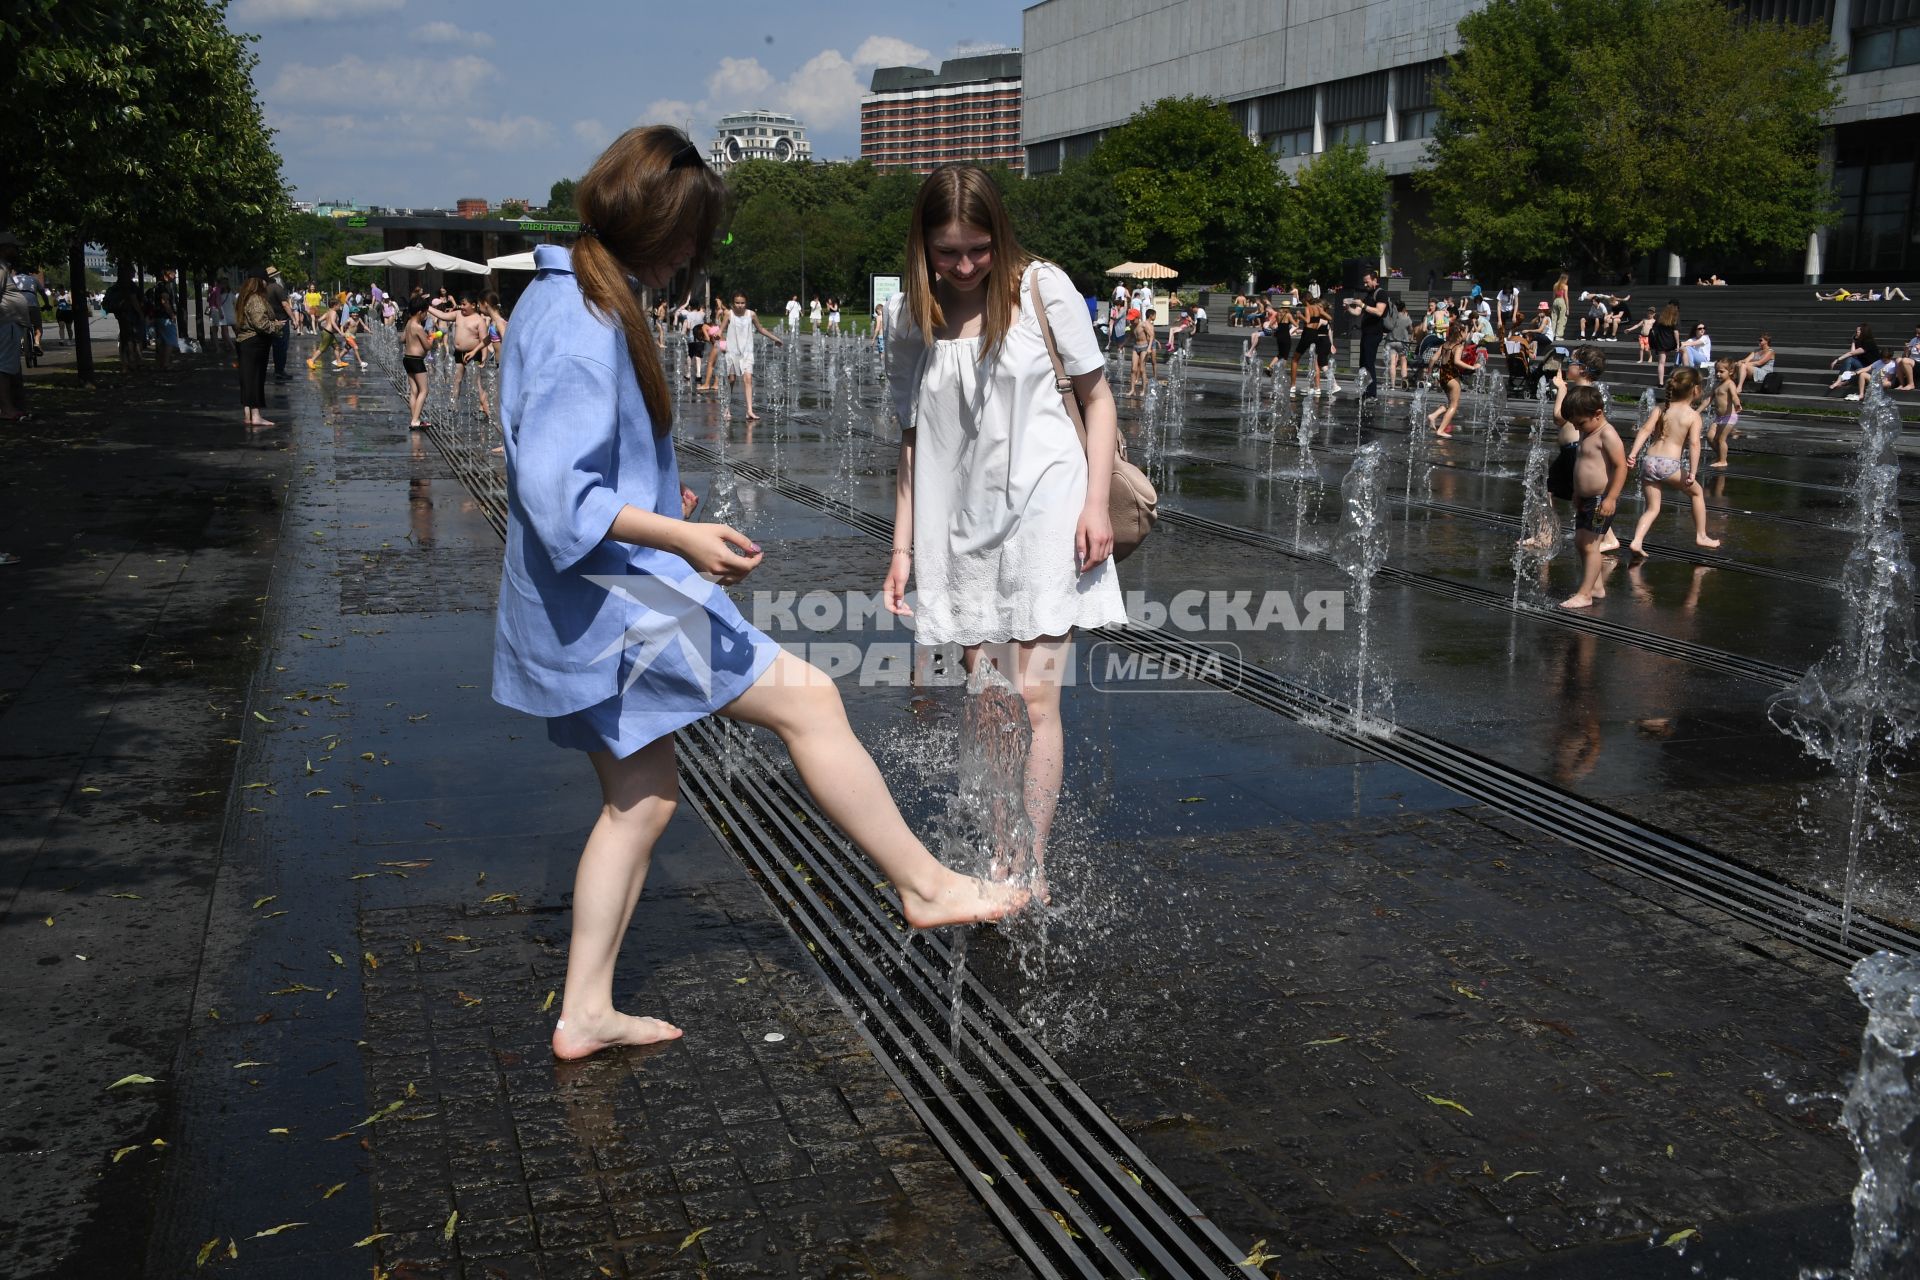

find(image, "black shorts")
[1574,495,1614,536]
[687,340,708,358]
[403,355,427,375]
[456,346,481,366]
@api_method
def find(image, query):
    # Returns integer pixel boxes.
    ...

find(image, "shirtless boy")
[448,297,492,419]
[1624,367,1722,558]
[1532,346,1620,553]
[1559,383,1628,610]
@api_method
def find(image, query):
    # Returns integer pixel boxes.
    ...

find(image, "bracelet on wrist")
[890,548,912,558]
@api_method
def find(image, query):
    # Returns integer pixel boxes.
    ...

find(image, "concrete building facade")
[708,110,813,172]
[861,52,1026,173]
[1022,0,1920,281]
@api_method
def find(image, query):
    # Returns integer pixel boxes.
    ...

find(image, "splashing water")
[1332,441,1393,732]
[1767,387,1920,943]
[1799,952,1920,1280]
[1403,384,1430,514]
[1510,387,1561,606]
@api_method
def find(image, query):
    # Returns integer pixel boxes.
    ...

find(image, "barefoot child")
[1706,357,1741,469]
[1625,367,1722,557]
[1530,346,1618,551]
[721,292,784,419]
[1427,322,1470,436]
[1560,383,1628,609]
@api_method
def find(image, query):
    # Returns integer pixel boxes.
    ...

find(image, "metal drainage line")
[1166,447,1839,588]
[676,441,1919,967]
[684,720,1257,1275]
[406,428,1247,1275]
[679,438,1801,690]
[676,722,1259,1277]
[1156,506,1805,688]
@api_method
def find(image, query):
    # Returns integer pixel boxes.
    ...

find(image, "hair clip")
[578,223,600,240]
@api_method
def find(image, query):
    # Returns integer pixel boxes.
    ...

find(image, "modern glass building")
[1021,0,1920,281]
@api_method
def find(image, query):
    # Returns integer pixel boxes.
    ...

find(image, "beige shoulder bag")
[1027,270,1158,561]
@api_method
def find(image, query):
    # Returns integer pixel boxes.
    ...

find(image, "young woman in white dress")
[884,166,1128,900]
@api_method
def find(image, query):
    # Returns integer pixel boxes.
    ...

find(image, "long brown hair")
[1665,366,1701,402]
[1658,302,1680,327]
[902,165,1031,361]
[571,126,728,432]
[236,274,267,318]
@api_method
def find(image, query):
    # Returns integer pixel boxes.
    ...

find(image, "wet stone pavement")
[2,331,1912,1278]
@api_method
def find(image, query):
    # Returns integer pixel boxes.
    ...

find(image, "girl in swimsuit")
[1126,309,1151,397]
[1624,367,1721,556]
[1427,322,1470,437]
[1300,303,1334,397]
[1706,358,1741,468]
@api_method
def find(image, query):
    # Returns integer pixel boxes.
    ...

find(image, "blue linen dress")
[492,245,778,757]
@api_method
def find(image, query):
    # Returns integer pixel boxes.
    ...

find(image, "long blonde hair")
[902,166,1032,361]
[571,126,728,433]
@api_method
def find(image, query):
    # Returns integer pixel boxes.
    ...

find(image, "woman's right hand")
[883,553,914,616]
[673,522,761,585]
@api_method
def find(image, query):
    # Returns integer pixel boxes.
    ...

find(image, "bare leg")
[551,737,685,1060]
[1628,484,1661,556]
[1561,532,1602,608]
[1687,479,1720,547]
[718,650,1028,927]
[744,371,758,419]
[962,639,1067,900]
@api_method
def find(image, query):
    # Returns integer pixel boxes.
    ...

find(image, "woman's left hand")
[1076,504,1114,573]
[680,485,700,519]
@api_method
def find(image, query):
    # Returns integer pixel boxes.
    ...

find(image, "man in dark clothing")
[264,265,291,379]
[1348,269,1390,400]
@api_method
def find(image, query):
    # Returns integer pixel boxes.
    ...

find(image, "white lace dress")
[887,262,1128,647]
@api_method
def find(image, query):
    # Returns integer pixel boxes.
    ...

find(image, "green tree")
[1089,97,1284,281]
[1002,161,1128,293]
[1418,0,1839,276]
[1274,142,1390,284]
[498,200,529,219]
[545,179,577,217]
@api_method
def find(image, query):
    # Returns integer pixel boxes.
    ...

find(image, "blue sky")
[232,0,1032,208]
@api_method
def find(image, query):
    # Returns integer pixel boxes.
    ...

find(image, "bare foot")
[1709,461,1729,469]
[1627,543,1648,560]
[1598,534,1620,553]
[1695,534,1721,549]
[746,411,760,420]
[551,1011,683,1060]
[899,867,1030,929]
[1559,593,1595,609]
[1515,535,1552,551]
[247,419,276,431]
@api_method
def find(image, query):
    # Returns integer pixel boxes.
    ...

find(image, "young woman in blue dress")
[493,127,1027,1061]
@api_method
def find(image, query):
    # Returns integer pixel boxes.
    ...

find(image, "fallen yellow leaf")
[249,1222,306,1238]
[1424,1093,1473,1117]
[1304,1035,1349,1046]
[195,1238,220,1267]
[1663,1228,1699,1248]
[1241,1238,1283,1266]
[252,896,277,910]
[1502,1169,1541,1182]
[267,1127,290,1135]
[112,1145,140,1163]
[231,1061,265,1069]
[678,1226,711,1252]
[322,1183,347,1200]
[541,990,555,1012]
[108,1073,159,1089]
[353,1233,391,1247]
[442,1210,458,1242]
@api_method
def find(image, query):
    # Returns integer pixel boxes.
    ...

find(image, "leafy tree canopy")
[1274,143,1391,285]
[1419,0,1839,276]
[545,179,577,217]
[1090,97,1285,281]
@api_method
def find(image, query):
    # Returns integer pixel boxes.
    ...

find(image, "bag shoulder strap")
[1026,265,1089,447]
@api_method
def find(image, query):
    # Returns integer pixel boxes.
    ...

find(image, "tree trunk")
[70,240,93,384]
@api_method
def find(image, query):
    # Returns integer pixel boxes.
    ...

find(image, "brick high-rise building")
[861,52,1023,174]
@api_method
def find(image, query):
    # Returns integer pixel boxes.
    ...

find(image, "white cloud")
[853,36,932,67]
[572,118,612,148]
[640,99,701,130]
[707,57,775,104]
[462,114,555,150]
[269,54,495,111]
[779,50,867,132]
[413,21,494,47]
[231,0,403,23]
[675,37,933,136]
